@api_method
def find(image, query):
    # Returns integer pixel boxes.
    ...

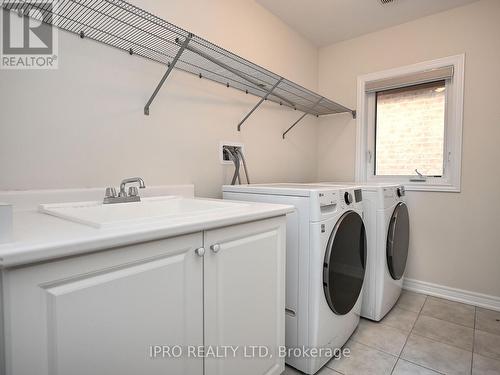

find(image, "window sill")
[364,178,461,193]
[404,184,460,193]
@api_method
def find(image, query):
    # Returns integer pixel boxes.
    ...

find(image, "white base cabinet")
[204,218,285,375]
[0,216,286,375]
[1,233,205,375]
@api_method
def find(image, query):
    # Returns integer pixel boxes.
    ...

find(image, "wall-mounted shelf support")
[237,78,283,131]
[282,97,323,139]
[282,105,356,139]
[144,34,192,116]
[282,112,309,139]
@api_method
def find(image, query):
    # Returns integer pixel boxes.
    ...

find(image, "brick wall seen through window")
[375,81,446,176]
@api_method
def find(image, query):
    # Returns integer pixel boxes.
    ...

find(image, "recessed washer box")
[219,141,244,165]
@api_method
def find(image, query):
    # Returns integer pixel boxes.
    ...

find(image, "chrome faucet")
[119,177,146,197]
[103,177,146,204]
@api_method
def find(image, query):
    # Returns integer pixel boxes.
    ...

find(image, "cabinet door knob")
[195,247,205,257]
[210,244,221,253]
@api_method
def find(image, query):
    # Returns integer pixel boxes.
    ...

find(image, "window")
[356,55,464,192]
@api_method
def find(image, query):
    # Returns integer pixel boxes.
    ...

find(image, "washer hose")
[237,148,250,184]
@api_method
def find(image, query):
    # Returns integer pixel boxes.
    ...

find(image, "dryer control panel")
[383,185,406,208]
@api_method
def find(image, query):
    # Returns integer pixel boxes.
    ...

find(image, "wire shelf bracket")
[144,35,192,116]
[283,105,356,139]
[237,78,283,131]
[282,97,322,139]
[1,0,357,131]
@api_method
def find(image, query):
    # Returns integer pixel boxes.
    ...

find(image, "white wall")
[0,0,319,198]
[317,0,500,297]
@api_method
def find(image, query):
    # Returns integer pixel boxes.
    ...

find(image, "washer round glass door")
[386,202,410,280]
[323,211,367,315]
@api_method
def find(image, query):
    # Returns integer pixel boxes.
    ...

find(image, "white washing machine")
[317,182,410,321]
[222,184,366,374]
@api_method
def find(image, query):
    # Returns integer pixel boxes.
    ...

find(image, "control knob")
[344,192,353,205]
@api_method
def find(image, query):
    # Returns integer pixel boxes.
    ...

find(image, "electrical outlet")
[220,142,244,165]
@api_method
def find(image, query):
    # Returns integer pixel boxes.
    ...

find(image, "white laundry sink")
[39,196,248,228]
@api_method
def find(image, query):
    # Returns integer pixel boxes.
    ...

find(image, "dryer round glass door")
[323,211,367,315]
[386,202,410,280]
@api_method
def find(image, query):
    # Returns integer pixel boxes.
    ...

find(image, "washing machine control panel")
[354,189,363,202]
[318,191,338,207]
[311,190,341,221]
[337,188,364,213]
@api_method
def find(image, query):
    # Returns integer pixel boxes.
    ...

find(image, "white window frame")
[355,54,465,192]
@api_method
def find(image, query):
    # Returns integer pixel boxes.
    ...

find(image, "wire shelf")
[2,0,355,118]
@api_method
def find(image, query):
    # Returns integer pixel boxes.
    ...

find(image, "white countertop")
[0,186,293,268]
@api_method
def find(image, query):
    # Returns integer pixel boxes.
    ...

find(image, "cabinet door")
[2,233,204,375]
[204,217,286,375]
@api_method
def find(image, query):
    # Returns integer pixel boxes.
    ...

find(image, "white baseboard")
[403,278,500,312]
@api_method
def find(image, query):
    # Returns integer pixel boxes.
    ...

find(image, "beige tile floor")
[283,291,500,375]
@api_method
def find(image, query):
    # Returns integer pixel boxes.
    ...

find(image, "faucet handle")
[105,187,117,198]
[128,186,139,197]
